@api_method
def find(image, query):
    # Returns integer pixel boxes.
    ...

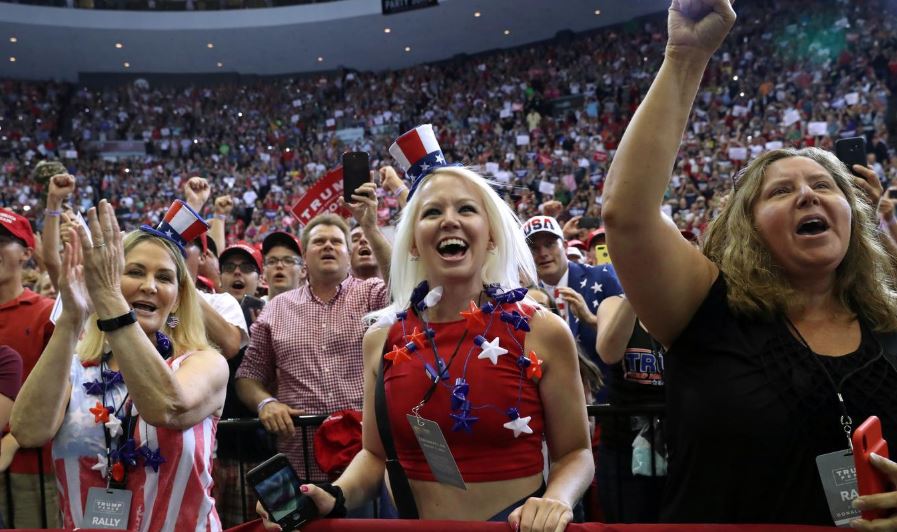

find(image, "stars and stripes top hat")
[140,200,209,257]
[389,124,461,200]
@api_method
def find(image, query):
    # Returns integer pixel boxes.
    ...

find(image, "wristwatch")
[96,309,138,332]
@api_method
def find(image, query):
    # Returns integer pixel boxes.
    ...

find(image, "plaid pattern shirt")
[236,275,389,480]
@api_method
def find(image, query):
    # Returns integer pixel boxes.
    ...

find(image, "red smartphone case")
[852,416,891,520]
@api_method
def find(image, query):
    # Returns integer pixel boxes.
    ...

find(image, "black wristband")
[315,482,347,518]
[96,309,138,332]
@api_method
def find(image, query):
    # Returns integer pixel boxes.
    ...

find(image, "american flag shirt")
[53,353,221,532]
[237,275,389,480]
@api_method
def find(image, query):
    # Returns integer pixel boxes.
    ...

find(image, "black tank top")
[662,273,897,525]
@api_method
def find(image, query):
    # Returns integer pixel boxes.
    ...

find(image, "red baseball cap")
[567,239,587,251]
[586,228,606,249]
[219,241,263,272]
[0,209,35,249]
[262,231,302,257]
[313,409,363,480]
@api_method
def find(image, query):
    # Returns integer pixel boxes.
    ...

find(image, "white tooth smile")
[438,238,468,251]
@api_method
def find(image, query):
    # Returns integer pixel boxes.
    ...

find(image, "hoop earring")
[166,314,180,328]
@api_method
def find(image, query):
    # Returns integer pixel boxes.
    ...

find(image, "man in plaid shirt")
[236,213,389,481]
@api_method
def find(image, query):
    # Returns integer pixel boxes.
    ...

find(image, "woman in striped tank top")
[11,200,229,531]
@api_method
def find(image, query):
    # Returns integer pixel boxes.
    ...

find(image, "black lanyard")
[784,316,884,451]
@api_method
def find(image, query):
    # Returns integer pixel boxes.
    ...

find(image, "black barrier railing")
[5,404,666,527]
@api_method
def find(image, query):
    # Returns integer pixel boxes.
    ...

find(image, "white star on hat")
[435,154,445,164]
[92,453,108,472]
[420,162,431,172]
[503,415,533,438]
[105,415,123,438]
[591,282,602,293]
[477,337,508,365]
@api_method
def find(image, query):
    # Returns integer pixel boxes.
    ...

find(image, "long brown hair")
[701,148,897,331]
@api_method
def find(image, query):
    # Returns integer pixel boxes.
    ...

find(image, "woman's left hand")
[508,496,574,532]
[850,453,897,531]
[852,164,883,212]
[75,200,127,318]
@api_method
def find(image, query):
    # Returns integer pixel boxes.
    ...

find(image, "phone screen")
[255,465,303,521]
[342,152,370,202]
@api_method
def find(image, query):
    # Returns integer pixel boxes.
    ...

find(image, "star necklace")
[381,281,542,438]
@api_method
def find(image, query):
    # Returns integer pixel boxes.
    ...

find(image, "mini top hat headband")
[389,124,462,200]
[140,200,209,257]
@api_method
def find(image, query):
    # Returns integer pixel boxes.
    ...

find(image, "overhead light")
[404,46,411,52]
[474,11,481,17]
[739,92,745,97]
[207,43,214,48]
[217,62,223,68]
[503,29,511,36]
[733,75,739,81]
[9,37,17,43]
[9,57,15,62]
[123,62,130,68]
[384,28,391,34]
[115,42,123,49]
[594,9,601,15]
[317,56,324,62]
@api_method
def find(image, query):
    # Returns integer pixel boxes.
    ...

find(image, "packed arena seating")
[1,0,895,250]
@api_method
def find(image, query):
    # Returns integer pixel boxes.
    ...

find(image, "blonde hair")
[702,148,897,331]
[77,231,210,364]
[370,167,537,322]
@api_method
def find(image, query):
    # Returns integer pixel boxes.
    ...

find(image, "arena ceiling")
[0,0,668,82]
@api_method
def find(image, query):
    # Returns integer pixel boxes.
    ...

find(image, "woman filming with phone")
[602,0,897,528]
[257,124,593,532]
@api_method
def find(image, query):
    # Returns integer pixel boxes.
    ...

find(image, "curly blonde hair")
[701,147,897,331]
[77,231,210,364]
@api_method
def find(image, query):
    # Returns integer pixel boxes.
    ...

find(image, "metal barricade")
[9,405,667,527]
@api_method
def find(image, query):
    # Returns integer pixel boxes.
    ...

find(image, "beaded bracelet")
[45,209,62,217]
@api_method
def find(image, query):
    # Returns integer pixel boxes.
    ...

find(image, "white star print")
[435,154,445,164]
[579,278,587,288]
[420,162,431,172]
[477,337,508,365]
[592,299,599,308]
[105,415,123,438]
[591,282,602,293]
[503,415,533,438]
[165,229,174,239]
[92,453,108,473]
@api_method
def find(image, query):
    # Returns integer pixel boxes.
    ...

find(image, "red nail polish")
[300,485,309,493]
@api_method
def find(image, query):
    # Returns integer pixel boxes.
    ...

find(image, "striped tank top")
[52,352,221,531]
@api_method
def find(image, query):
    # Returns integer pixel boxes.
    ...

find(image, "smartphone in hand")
[852,416,891,521]
[342,152,371,203]
[248,453,318,530]
[835,137,867,177]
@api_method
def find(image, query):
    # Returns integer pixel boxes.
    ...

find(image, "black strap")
[375,355,419,519]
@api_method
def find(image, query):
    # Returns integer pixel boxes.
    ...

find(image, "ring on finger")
[93,242,107,249]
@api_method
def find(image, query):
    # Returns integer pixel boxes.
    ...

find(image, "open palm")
[58,229,91,324]
[667,0,736,56]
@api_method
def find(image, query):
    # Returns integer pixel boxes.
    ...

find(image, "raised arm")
[601,0,734,346]
[11,232,86,447]
[42,173,77,291]
[77,201,228,430]
[345,181,393,280]
[596,295,638,365]
[209,194,232,256]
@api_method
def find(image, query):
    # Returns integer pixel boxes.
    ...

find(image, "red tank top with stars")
[383,301,544,482]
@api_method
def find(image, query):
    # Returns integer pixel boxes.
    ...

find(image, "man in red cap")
[0,208,58,527]
[219,242,262,302]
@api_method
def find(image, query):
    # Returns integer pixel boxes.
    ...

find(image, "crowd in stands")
[1,0,895,260]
